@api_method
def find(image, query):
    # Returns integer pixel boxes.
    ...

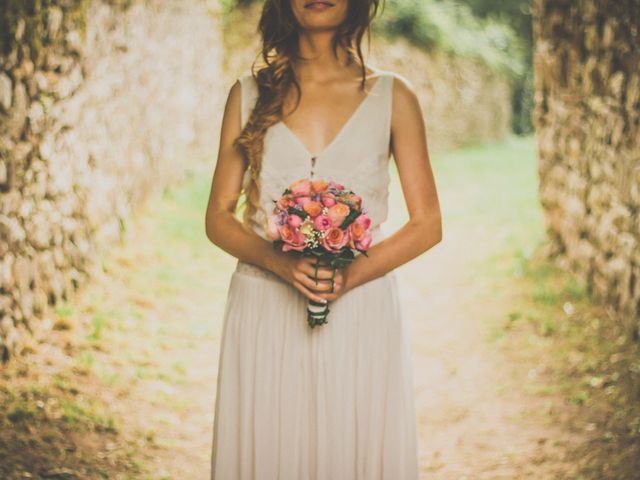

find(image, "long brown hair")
[234,0,383,231]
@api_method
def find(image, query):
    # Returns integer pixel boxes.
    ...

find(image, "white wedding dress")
[210,70,420,479]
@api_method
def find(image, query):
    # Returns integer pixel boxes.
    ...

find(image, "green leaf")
[339,208,361,229]
[287,206,308,219]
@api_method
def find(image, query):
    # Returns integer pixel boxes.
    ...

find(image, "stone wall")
[0,0,223,361]
[532,0,640,332]
[370,37,512,154]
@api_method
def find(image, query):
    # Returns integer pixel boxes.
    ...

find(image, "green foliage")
[222,0,524,76]
[511,62,535,134]
[0,0,134,58]
[375,0,525,76]
[458,0,532,49]
[446,0,534,133]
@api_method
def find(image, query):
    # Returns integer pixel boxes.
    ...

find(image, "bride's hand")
[273,255,338,304]
[302,259,352,303]
[314,264,349,303]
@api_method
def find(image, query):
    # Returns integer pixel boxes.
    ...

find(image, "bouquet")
[267,178,373,328]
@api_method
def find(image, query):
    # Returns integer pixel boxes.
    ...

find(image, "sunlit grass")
[388,132,639,476]
[387,133,543,258]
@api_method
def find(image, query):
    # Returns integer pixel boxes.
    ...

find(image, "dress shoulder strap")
[238,74,259,129]
[382,70,395,105]
[378,70,395,154]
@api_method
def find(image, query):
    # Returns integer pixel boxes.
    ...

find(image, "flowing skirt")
[211,260,419,480]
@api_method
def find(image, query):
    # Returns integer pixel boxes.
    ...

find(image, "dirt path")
[399,235,582,479]
[97,152,585,479]
[2,139,590,479]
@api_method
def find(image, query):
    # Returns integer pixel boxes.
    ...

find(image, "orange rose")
[290,178,312,196]
[327,203,350,227]
[303,201,323,218]
[349,221,366,241]
[311,180,329,193]
[321,227,350,252]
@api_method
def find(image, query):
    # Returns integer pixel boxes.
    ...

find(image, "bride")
[205,0,442,478]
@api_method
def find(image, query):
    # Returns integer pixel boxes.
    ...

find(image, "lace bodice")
[238,71,395,248]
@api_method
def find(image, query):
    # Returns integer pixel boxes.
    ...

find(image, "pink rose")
[314,214,331,231]
[354,213,371,230]
[283,243,305,252]
[267,215,281,240]
[279,224,295,243]
[279,224,306,252]
[327,203,350,227]
[354,231,372,251]
[290,179,312,196]
[327,181,344,191]
[287,214,302,228]
[294,195,312,207]
[321,193,336,207]
[322,227,350,253]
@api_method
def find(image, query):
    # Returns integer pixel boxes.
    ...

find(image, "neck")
[294,30,353,81]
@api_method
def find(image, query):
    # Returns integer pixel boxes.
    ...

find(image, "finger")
[332,271,343,286]
[296,273,334,292]
[293,280,328,304]
[298,263,335,280]
[306,279,334,292]
[316,282,342,297]
[302,269,343,292]
[299,256,325,267]
[317,291,339,302]
[310,280,335,293]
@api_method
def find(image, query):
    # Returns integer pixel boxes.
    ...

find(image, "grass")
[393,132,639,478]
[387,133,545,274]
[490,247,640,477]
[437,136,639,478]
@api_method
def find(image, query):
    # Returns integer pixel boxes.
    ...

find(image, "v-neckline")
[278,73,386,159]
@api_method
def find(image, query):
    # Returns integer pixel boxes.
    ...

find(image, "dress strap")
[380,71,395,157]
[238,74,259,129]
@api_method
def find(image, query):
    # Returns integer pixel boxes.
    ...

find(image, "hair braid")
[234,54,297,232]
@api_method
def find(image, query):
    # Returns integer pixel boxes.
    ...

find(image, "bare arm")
[204,80,337,303]
[337,74,443,294]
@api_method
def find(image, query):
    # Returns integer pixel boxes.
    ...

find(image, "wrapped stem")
[307,256,334,327]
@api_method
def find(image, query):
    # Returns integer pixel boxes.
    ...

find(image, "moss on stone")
[0,0,133,61]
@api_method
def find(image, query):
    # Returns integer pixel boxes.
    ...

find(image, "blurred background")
[0,0,638,478]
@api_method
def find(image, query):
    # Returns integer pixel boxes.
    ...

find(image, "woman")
[205,0,442,478]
